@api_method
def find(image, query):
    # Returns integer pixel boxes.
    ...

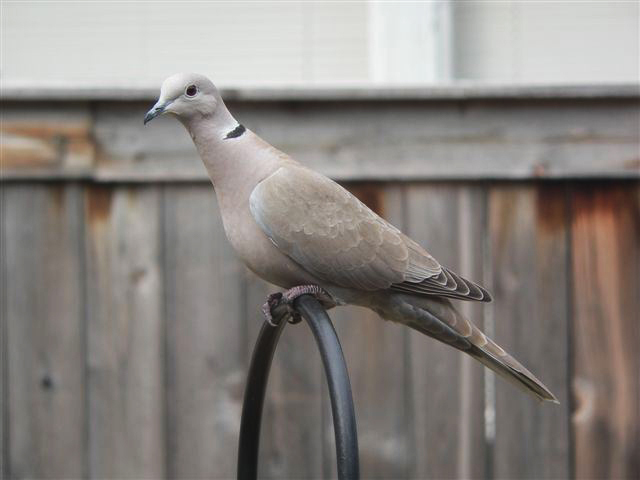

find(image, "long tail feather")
[385,294,558,403]
[467,343,558,403]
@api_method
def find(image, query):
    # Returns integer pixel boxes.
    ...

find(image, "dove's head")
[144,73,221,125]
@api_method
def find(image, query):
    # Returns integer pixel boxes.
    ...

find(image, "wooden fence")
[1,86,638,479]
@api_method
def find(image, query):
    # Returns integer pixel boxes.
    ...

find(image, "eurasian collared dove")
[145,73,558,403]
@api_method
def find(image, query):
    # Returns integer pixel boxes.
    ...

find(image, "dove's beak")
[144,100,171,125]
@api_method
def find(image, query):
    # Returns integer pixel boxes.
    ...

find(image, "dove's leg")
[262,285,334,326]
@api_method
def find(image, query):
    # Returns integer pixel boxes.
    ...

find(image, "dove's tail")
[465,341,558,404]
[379,293,558,403]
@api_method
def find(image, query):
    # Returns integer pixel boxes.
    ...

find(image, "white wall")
[1,1,638,88]
[0,1,370,87]
[454,1,639,83]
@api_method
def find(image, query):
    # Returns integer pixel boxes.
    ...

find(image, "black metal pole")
[237,294,360,480]
[237,316,287,480]
[295,295,360,480]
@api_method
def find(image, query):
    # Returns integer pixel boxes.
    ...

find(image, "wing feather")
[250,166,491,301]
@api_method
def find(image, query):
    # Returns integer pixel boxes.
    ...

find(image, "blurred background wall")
[1,1,638,86]
[1,1,639,480]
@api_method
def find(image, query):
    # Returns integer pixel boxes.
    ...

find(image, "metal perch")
[237,294,360,479]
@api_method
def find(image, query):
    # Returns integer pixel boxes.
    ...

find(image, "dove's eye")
[185,85,198,97]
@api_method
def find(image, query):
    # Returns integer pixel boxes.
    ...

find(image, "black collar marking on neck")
[225,124,246,140]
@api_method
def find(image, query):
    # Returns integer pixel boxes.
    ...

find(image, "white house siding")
[1,1,638,87]
[453,1,639,83]
[0,1,369,87]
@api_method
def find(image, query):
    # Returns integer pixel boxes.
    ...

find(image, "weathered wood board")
[570,183,640,480]
[488,184,571,479]
[0,104,94,176]
[163,185,246,479]
[84,186,165,478]
[2,184,86,478]
[405,184,487,479]
[2,95,639,181]
[1,185,6,480]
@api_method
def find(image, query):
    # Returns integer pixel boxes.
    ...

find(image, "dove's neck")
[181,102,237,145]
[183,106,285,207]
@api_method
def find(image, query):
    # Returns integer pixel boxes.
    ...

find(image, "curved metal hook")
[237,294,359,479]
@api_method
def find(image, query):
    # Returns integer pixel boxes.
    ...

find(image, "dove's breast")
[219,197,317,289]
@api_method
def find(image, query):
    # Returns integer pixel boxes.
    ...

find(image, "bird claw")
[261,285,334,327]
[262,292,284,327]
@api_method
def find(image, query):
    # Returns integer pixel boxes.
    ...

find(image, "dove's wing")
[249,166,491,301]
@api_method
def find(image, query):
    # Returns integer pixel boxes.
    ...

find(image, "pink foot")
[261,292,284,327]
[262,285,334,326]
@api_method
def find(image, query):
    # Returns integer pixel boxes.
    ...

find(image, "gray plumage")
[145,73,558,403]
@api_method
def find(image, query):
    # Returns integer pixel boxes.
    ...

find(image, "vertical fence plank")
[405,183,487,479]
[456,186,489,480]
[164,185,246,479]
[488,184,571,479]
[244,263,324,478]
[84,186,165,478]
[570,184,640,480]
[1,185,6,480]
[323,183,410,478]
[3,184,85,478]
